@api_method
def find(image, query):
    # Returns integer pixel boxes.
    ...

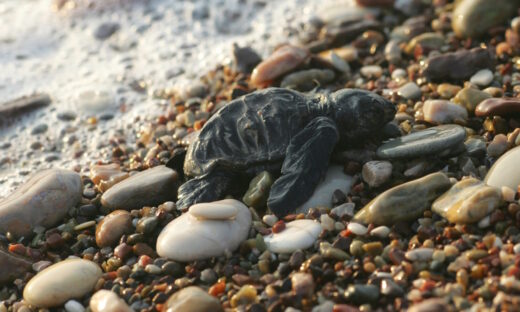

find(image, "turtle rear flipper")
[267,116,339,218]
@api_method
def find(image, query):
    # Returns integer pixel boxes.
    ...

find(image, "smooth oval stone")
[354,172,451,225]
[475,98,520,117]
[281,69,335,91]
[486,146,520,190]
[422,100,468,124]
[101,166,178,210]
[405,248,434,262]
[295,166,354,214]
[0,169,82,237]
[432,178,501,224]
[163,286,223,312]
[376,125,466,159]
[157,199,251,261]
[90,164,129,192]
[251,45,309,86]
[405,32,444,55]
[242,171,274,209]
[23,259,102,308]
[189,201,238,220]
[0,248,32,284]
[452,0,519,38]
[452,87,491,113]
[397,82,421,100]
[95,210,133,247]
[90,290,132,312]
[421,48,493,81]
[470,69,493,87]
[263,219,322,253]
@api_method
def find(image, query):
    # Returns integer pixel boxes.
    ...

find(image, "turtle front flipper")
[176,170,246,210]
[267,116,339,218]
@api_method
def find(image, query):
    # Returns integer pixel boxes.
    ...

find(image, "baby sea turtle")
[173,88,395,218]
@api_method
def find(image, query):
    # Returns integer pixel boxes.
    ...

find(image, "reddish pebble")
[333,304,361,312]
[138,255,152,267]
[209,281,226,297]
[250,45,309,86]
[475,98,520,117]
[272,220,286,233]
[8,244,26,256]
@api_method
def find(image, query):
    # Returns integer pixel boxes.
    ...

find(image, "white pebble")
[334,222,345,231]
[405,248,434,261]
[478,215,491,228]
[391,68,407,80]
[370,226,390,238]
[501,186,516,202]
[470,69,493,87]
[262,214,278,227]
[514,243,520,254]
[347,222,368,236]
[360,65,383,79]
[362,161,393,188]
[320,214,335,231]
[331,203,355,218]
[65,300,85,312]
[145,264,161,274]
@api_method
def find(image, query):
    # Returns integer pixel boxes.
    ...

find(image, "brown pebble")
[475,98,520,117]
[95,210,133,247]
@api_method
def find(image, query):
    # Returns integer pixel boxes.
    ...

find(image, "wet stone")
[163,286,223,312]
[251,45,309,86]
[292,272,314,298]
[243,171,273,209]
[432,177,501,224]
[0,248,32,284]
[377,125,466,159]
[101,165,178,210]
[189,201,239,220]
[23,259,102,308]
[94,22,120,40]
[90,163,129,193]
[405,248,434,261]
[344,284,379,305]
[157,199,251,261]
[264,219,322,253]
[470,69,493,87]
[0,169,82,237]
[95,210,133,247]
[486,146,520,190]
[354,172,451,225]
[422,100,468,125]
[452,0,519,38]
[475,98,520,117]
[453,87,491,113]
[397,82,421,100]
[421,48,493,81]
[487,134,508,158]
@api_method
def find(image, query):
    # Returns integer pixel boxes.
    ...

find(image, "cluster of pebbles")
[3,0,520,311]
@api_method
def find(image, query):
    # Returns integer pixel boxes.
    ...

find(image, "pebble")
[331,202,355,218]
[0,169,82,237]
[362,160,392,188]
[487,134,508,157]
[251,45,309,86]
[64,300,85,312]
[23,259,102,308]
[0,93,50,117]
[421,48,493,81]
[408,298,448,312]
[354,172,451,225]
[370,225,390,238]
[101,165,178,210]
[94,22,120,40]
[262,214,278,227]
[422,100,468,124]
[405,248,434,261]
[95,210,133,247]
[0,248,32,284]
[347,222,368,236]
[281,69,335,91]
[344,284,379,305]
[291,272,315,298]
[485,146,520,189]
[470,69,493,87]
[263,219,322,253]
[90,163,129,192]
[453,87,491,113]
[242,171,273,209]
[320,214,335,231]
[76,89,116,117]
[189,201,238,220]
[376,125,466,159]
[397,82,421,100]
[381,279,404,297]
[89,290,132,312]
[296,166,353,214]
[452,0,518,38]
[163,286,223,312]
[31,123,48,135]
[232,44,262,74]
[405,32,444,55]
[437,83,461,99]
[432,177,501,223]
[475,98,520,117]
[360,65,383,79]
[230,285,257,308]
[156,199,251,261]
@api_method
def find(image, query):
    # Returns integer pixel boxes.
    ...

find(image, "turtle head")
[330,89,395,143]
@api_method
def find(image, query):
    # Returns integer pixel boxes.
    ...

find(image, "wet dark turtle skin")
[174,88,395,217]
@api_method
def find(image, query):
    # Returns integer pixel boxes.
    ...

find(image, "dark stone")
[475,98,520,117]
[0,248,32,284]
[94,22,120,40]
[422,48,493,81]
[233,44,262,73]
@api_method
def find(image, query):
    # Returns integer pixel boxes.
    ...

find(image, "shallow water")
[0,0,348,197]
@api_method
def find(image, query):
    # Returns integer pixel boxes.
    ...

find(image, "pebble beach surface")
[3,0,520,311]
